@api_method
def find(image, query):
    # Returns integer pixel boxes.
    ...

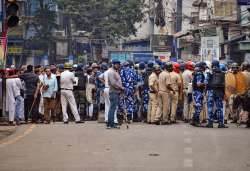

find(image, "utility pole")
[175,0,183,59]
[176,0,183,33]
[149,0,155,52]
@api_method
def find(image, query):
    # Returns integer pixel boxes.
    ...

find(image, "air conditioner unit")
[54,31,65,37]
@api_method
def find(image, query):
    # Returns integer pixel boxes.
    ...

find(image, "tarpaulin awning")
[174,30,190,38]
[220,35,246,45]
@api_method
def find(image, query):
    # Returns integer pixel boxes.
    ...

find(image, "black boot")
[205,122,213,128]
[218,124,228,128]
[190,119,200,127]
[246,121,250,128]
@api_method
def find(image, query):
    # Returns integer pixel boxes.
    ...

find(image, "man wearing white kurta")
[6,78,16,124]
[99,67,118,124]
[6,73,24,125]
[60,63,83,124]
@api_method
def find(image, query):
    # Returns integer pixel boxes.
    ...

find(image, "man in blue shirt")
[42,67,58,124]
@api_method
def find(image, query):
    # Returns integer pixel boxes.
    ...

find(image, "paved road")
[0,122,249,171]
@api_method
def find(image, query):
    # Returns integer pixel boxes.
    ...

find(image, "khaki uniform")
[169,72,181,122]
[182,70,193,120]
[155,71,171,122]
[147,72,159,123]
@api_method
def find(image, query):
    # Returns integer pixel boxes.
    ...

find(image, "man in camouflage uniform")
[120,61,137,122]
[190,62,206,127]
[140,61,154,122]
[205,60,227,128]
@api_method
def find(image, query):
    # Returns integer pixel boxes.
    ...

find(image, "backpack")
[75,71,87,90]
[208,71,225,89]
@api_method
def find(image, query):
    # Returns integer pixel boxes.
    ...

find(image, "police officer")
[120,61,137,122]
[60,63,84,124]
[241,62,250,125]
[169,63,182,123]
[147,65,161,124]
[182,61,194,122]
[205,60,227,128]
[155,62,172,125]
[74,64,87,120]
[140,61,154,122]
[191,62,206,127]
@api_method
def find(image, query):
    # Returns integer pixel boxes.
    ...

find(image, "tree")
[27,0,58,54]
[56,0,147,42]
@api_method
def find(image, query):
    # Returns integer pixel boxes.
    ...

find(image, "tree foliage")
[56,0,147,41]
[28,0,58,52]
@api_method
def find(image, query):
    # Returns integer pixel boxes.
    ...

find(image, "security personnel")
[120,61,137,122]
[240,62,250,124]
[86,65,96,120]
[169,63,182,123]
[191,62,206,127]
[182,61,194,122]
[205,60,227,128]
[140,61,154,122]
[147,65,161,124]
[60,63,84,124]
[74,64,87,120]
[155,62,172,124]
[230,63,247,123]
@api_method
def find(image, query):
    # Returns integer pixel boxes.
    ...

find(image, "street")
[0,122,249,171]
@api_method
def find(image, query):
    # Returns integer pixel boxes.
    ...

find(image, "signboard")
[109,51,153,63]
[133,52,154,63]
[8,47,23,54]
[110,51,133,63]
[151,35,173,52]
[201,36,220,61]
[153,52,171,62]
[211,0,237,21]
[238,0,250,5]
[56,41,68,56]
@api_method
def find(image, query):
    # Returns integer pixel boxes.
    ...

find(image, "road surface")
[0,122,249,171]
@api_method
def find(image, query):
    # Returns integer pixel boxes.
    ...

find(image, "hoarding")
[201,36,220,61]
[151,35,173,52]
[109,51,153,63]
[8,47,23,54]
[211,0,238,21]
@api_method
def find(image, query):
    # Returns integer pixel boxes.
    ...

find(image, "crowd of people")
[3,58,250,129]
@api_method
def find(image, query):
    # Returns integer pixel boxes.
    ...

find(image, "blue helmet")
[147,61,154,69]
[155,59,162,66]
[139,62,146,70]
[112,59,121,65]
[57,64,64,70]
[220,63,227,71]
[180,63,185,72]
[101,63,108,70]
[199,61,207,68]
[212,60,220,68]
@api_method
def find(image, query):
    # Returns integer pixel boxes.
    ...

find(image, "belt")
[61,88,73,91]
[159,90,169,93]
